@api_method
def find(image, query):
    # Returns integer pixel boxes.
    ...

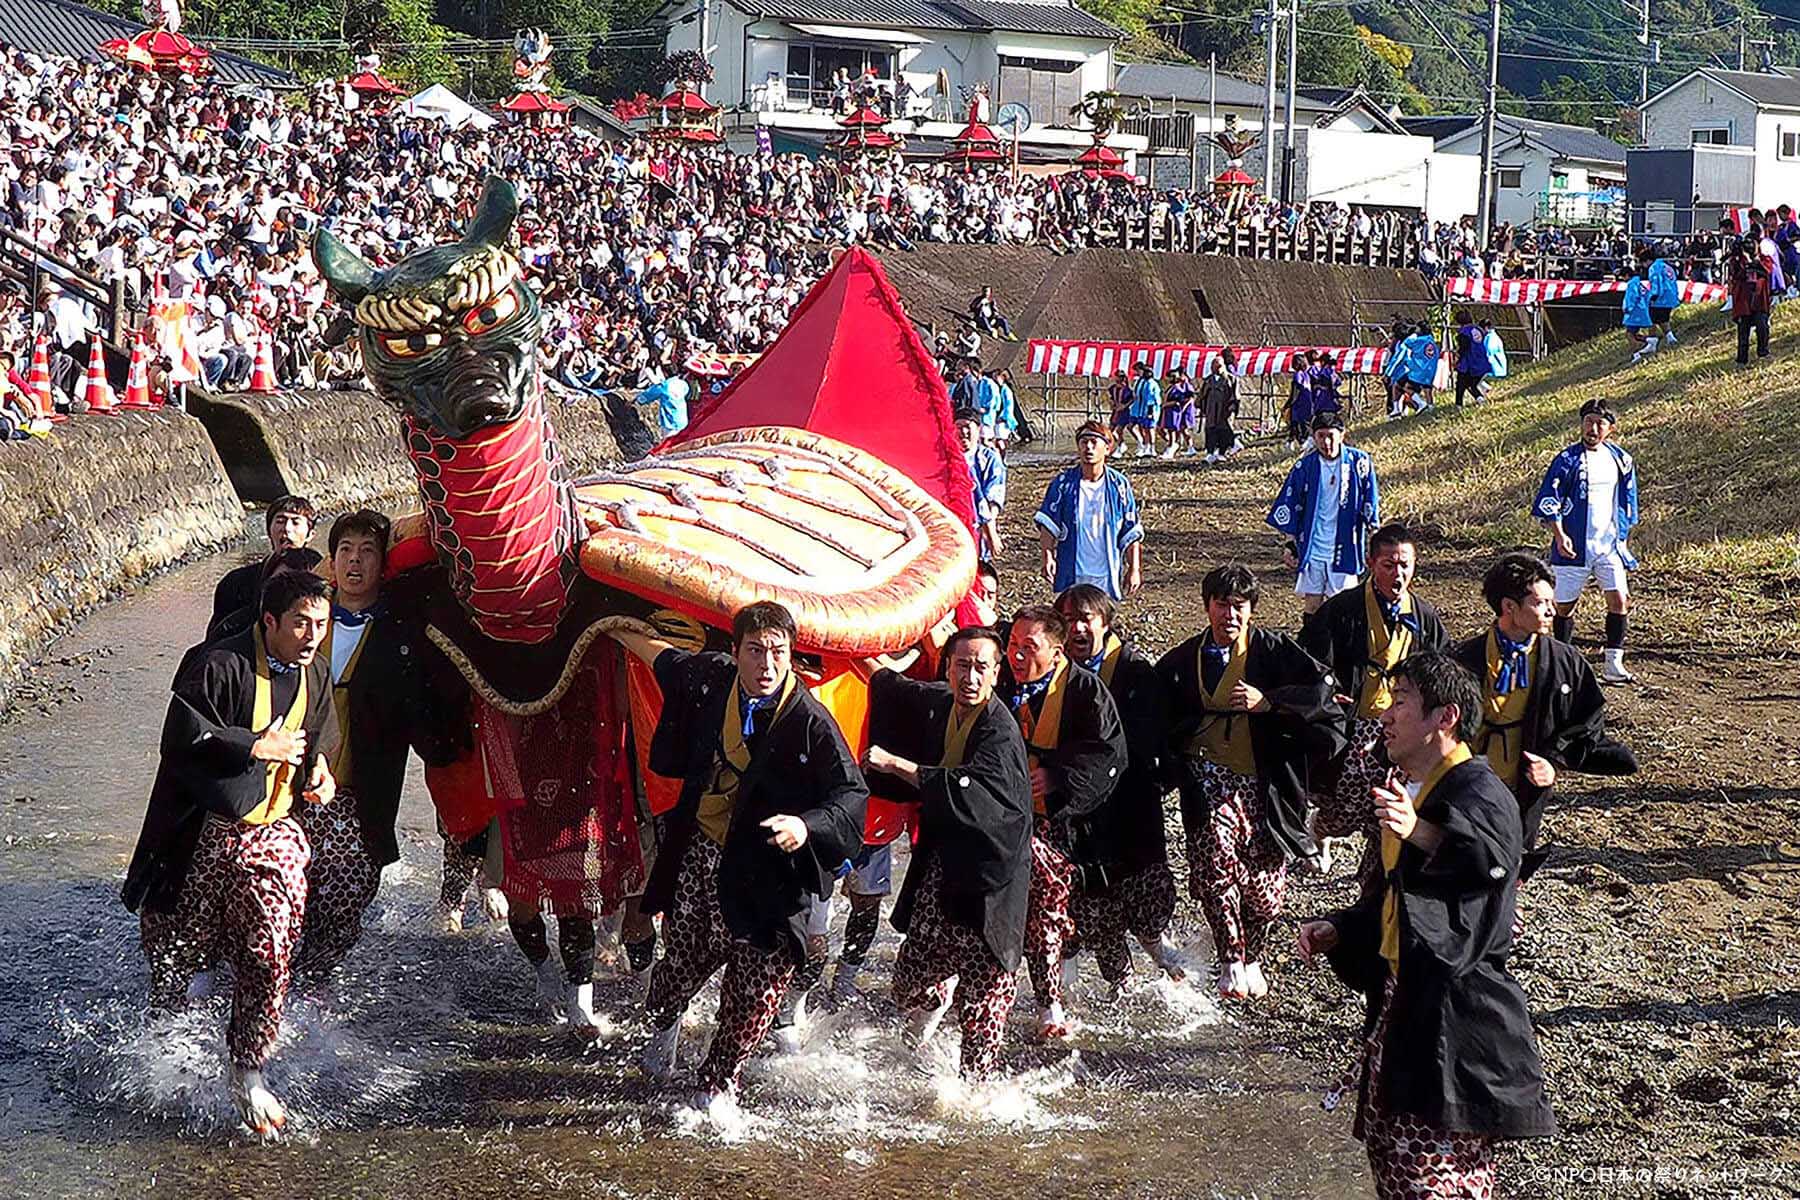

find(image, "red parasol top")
[348,70,404,96]
[838,105,890,129]
[659,89,718,114]
[1074,143,1124,167]
[499,91,572,113]
[101,28,211,74]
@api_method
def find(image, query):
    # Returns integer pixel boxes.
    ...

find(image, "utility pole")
[1738,17,1747,71]
[698,0,711,100]
[1208,51,1217,182]
[1638,0,1650,105]
[1261,0,1278,192]
[1282,0,1299,203]
[1476,0,1501,247]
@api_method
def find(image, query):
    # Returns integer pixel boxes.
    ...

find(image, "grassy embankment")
[1330,298,1800,652]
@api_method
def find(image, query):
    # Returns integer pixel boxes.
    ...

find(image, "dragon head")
[313,176,542,438]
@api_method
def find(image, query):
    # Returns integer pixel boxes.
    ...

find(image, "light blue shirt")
[1307,454,1344,565]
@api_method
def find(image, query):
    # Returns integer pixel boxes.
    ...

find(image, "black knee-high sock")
[624,928,658,973]
[509,913,549,965]
[1553,615,1574,643]
[842,904,880,966]
[557,914,596,985]
[1604,612,1627,650]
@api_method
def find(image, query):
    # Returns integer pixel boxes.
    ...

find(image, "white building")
[1405,114,1627,230]
[657,0,1143,160]
[1633,66,1800,230]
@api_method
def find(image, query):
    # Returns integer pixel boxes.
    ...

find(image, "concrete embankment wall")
[0,410,242,713]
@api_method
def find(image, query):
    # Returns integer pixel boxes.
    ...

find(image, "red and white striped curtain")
[1444,277,1727,305]
[1025,340,1390,378]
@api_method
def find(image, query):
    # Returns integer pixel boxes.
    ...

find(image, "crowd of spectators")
[0,39,1713,437]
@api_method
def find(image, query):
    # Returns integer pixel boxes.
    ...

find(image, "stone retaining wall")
[0,410,241,712]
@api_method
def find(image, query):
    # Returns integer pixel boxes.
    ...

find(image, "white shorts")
[1554,555,1629,603]
[1295,557,1358,598]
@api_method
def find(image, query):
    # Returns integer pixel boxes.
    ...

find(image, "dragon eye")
[382,332,442,357]
[462,289,519,336]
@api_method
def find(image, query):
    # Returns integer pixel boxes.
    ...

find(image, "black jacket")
[641,649,868,958]
[331,610,458,866]
[1324,755,1557,1140]
[124,630,339,913]
[1450,630,1637,856]
[1156,628,1345,861]
[210,561,264,636]
[1299,582,1449,782]
[872,671,1033,970]
[1084,641,1172,882]
[1002,662,1126,852]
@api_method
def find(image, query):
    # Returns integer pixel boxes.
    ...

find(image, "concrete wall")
[1294,128,1482,224]
[1643,76,1757,149]
[0,411,241,712]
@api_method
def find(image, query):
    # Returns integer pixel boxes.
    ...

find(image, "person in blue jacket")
[1644,243,1682,351]
[1388,323,1438,418]
[1267,410,1382,615]
[1532,398,1639,683]
[1621,264,1657,365]
[1452,309,1491,407]
[1036,420,1144,599]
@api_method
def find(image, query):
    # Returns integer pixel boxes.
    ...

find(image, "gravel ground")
[993,445,1800,1200]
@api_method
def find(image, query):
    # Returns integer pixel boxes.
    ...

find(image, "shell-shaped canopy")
[574,427,974,656]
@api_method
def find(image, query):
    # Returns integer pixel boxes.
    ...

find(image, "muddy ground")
[993,448,1800,1200]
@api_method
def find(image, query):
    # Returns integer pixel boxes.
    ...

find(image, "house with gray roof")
[656,0,1138,160]
[1405,114,1627,230]
[1629,65,1800,232]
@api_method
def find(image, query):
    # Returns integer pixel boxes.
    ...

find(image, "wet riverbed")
[0,552,1372,1199]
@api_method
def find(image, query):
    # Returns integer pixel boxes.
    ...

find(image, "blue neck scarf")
[739,687,778,738]
[1494,630,1533,695]
[1378,591,1421,636]
[267,657,299,676]
[333,601,382,628]
[1012,673,1053,711]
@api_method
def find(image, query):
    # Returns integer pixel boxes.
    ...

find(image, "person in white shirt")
[1534,399,1639,683]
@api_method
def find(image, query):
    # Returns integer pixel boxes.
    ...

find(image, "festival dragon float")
[313,178,974,913]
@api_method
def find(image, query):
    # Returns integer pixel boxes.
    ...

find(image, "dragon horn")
[463,177,520,251]
[313,228,376,305]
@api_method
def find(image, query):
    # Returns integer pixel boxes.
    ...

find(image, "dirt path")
[995,448,1800,1199]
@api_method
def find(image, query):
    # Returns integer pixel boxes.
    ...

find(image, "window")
[1690,126,1732,145]
[1782,128,1800,160]
[996,56,1084,127]
[1496,167,1523,189]
[785,42,892,109]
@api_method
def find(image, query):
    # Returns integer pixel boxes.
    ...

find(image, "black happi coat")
[123,630,339,914]
[1087,641,1172,883]
[1324,755,1557,1140]
[1299,582,1449,785]
[1003,664,1127,857]
[641,648,868,958]
[1155,628,1346,861]
[1450,630,1638,857]
[871,670,1033,971]
[331,610,459,867]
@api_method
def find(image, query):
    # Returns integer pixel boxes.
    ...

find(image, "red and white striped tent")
[1025,339,1389,378]
[1445,277,1727,305]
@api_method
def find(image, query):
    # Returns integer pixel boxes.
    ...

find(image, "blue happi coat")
[1621,276,1651,328]
[1648,258,1681,309]
[969,443,1007,544]
[1266,446,1382,576]
[1034,466,1143,598]
[1532,441,1639,568]
[1386,333,1440,387]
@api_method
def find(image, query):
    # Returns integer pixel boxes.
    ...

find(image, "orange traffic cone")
[82,338,117,414]
[26,331,60,422]
[120,330,154,409]
[247,325,277,393]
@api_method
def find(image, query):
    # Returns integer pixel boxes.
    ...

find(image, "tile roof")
[1405,113,1625,164]
[1113,62,1341,110]
[741,0,1120,37]
[0,0,294,87]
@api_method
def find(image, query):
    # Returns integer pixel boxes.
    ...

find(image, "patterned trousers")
[1315,717,1388,841]
[140,814,311,1069]
[1358,976,1497,1200]
[1024,827,1076,1008]
[1068,860,1178,984]
[642,835,798,1095]
[293,793,381,978]
[892,860,1019,1078]
[1183,761,1287,964]
[439,823,484,910]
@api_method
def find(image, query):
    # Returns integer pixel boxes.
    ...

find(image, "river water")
[0,552,1371,1199]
